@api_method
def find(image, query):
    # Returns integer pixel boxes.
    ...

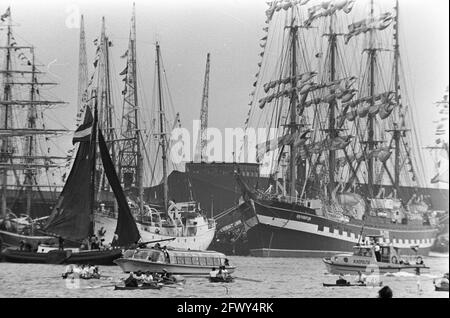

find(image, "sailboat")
[0,7,68,249]
[234,0,439,257]
[95,6,215,250]
[0,99,141,264]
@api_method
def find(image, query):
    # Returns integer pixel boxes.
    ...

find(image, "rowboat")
[209,276,234,283]
[114,284,162,291]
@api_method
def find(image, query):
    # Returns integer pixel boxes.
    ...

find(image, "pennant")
[0,7,10,22]
[120,50,129,58]
[119,66,128,76]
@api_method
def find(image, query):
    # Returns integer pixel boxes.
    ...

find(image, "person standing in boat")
[58,236,64,250]
[374,243,381,262]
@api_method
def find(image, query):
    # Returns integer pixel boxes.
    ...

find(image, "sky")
[1,0,449,188]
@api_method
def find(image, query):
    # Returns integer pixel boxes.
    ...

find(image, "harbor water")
[0,255,448,298]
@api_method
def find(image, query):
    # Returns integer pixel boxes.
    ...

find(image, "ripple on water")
[0,256,448,298]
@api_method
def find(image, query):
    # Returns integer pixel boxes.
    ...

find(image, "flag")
[1,7,10,22]
[72,107,93,144]
[120,50,128,58]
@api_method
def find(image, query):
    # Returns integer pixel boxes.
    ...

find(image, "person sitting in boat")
[355,271,366,284]
[336,273,349,286]
[153,272,163,283]
[161,269,176,283]
[111,234,119,247]
[124,272,138,288]
[218,266,230,280]
[209,268,219,278]
[142,272,154,286]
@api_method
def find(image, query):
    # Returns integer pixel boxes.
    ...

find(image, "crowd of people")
[62,264,100,279]
[124,269,179,287]
[209,266,231,280]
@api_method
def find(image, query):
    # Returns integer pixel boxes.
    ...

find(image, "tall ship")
[90,6,215,249]
[227,0,440,257]
[0,7,69,247]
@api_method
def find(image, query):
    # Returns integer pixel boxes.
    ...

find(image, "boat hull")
[114,258,235,276]
[322,257,429,275]
[241,199,438,258]
[95,214,215,251]
[0,247,122,265]
[0,230,58,250]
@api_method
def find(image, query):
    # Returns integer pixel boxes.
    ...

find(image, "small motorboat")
[323,235,429,275]
[209,276,234,283]
[114,283,162,291]
[114,247,235,275]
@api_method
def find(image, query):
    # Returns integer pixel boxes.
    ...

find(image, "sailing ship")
[231,0,439,257]
[426,87,449,253]
[0,99,141,264]
[0,7,69,248]
[94,7,215,250]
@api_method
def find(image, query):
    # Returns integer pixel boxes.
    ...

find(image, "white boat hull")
[95,214,215,250]
[114,258,235,276]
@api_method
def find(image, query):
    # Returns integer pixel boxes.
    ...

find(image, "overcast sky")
[2,0,449,188]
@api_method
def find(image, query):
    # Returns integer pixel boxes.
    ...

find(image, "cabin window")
[192,257,200,265]
[133,251,149,260]
[213,258,220,266]
[206,257,214,266]
[123,250,135,258]
[185,257,193,265]
[149,251,162,262]
[199,257,207,266]
[176,256,185,265]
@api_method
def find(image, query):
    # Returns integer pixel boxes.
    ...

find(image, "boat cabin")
[122,248,229,267]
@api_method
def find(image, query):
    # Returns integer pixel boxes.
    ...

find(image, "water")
[0,255,448,298]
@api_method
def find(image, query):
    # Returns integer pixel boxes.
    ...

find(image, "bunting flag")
[120,50,128,58]
[119,66,128,76]
[344,12,394,44]
[0,7,10,22]
[304,0,354,27]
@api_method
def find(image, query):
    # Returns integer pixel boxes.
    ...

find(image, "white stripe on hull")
[257,215,435,250]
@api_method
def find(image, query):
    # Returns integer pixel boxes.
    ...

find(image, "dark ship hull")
[0,247,122,265]
[238,198,438,257]
[144,163,447,255]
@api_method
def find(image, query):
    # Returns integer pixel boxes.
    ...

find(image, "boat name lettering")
[353,259,370,265]
[295,214,311,222]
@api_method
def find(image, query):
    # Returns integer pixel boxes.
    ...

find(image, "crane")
[199,53,210,162]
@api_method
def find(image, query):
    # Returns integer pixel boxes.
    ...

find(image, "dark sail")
[43,107,94,242]
[98,130,140,246]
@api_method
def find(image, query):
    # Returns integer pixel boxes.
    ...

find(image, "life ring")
[416,256,423,265]
[391,256,398,264]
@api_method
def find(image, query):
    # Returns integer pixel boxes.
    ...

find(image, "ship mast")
[288,20,298,201]
[156,43,168,211]
[325,15,337,199]
[1,12,12,217]
[366,0,376,198]
[24,48,36,215]
[1,9,68,218]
